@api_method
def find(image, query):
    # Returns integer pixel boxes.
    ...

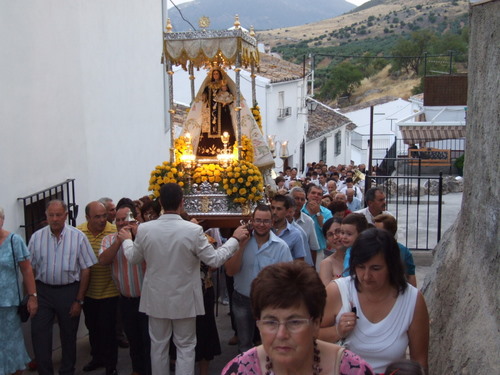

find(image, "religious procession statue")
[148,17,275,224]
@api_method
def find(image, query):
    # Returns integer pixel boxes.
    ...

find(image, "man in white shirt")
[340,177,363,203]
[355,187,393,224]
[346,188,362,211]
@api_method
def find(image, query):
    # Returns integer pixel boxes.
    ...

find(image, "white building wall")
[266,80,306,172]
[305,138,321,168]
[305,125,352,169]
[1,1,167,237]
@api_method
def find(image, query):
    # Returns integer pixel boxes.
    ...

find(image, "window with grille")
[335,132,342,156]
[320,138,327,162]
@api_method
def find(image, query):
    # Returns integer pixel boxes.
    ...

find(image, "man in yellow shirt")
[77,201,119,375]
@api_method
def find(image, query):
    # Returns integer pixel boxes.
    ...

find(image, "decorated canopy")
[164,29,260,70]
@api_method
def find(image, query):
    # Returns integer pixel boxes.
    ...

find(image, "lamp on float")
[267,135,276,158]
[180,132,196,170]
[217,131,234,168]
[279,140,289,170]
[280,141,289,160]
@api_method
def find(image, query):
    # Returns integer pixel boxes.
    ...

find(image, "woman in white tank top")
[319,228,429,374]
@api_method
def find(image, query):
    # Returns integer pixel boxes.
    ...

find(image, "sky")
[167,0,370,9]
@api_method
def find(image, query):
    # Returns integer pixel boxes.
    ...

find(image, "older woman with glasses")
[222,261,374,375]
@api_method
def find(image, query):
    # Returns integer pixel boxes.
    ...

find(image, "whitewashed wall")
[305,125,352,168]
[1,1,168,236]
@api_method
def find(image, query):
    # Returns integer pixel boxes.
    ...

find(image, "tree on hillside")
[319,62,364,101]
[391,30,436,75]
[430,29,469,62]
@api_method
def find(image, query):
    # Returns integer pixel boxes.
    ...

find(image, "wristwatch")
[28,293,37,298]
[316,212,322,217]
[75,299,84,305]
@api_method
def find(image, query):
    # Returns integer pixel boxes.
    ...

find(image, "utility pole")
[366,106,374,191]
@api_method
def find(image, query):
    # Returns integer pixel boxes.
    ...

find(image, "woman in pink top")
[222,261,374,375]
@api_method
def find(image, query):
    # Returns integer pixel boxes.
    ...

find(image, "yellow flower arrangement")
[191,163,224,185]
[174,136,189,162]
[232,135,254,163]
[251,104,263,133]
[150,135,264,205]
[148,161,186,198]
[222,160,264,204]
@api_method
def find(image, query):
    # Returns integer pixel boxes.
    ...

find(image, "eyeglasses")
[253,219,272,225]
[257,318,312,333]
[326,229,342,237]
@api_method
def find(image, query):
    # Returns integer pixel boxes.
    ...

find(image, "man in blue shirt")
[225,204,292,353]
[270,194,306,261]
[301,184,333,265]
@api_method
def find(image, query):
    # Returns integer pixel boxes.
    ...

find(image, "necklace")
[265,339,322,375]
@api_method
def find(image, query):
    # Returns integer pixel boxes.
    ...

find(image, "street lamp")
[367,107,385,191]
[306,99,319,114]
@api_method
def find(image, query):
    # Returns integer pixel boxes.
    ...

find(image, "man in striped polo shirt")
[29,200,97,375]
[78,201,119,375]
[99,202,150,375]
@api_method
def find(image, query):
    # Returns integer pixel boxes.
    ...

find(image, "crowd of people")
[0,160,429,375]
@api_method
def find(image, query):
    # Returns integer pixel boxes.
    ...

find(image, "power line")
[313,52,465,59]
[169,0,197,31]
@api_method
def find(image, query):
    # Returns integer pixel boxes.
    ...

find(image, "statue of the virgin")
[182,67,274,169]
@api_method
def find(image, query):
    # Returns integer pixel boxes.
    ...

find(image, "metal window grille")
[17,179,77,243]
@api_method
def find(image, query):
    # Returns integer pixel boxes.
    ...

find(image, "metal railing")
[17,179,77,243]
[369,173,443,251]
[277,107,292,119]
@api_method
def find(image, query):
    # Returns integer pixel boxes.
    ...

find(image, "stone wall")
[383,175,464,196]
[421,1,500,374]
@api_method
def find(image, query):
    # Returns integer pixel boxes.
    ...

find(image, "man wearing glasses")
[225,204,293,354]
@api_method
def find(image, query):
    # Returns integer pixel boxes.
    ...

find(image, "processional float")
[150,16,275,227]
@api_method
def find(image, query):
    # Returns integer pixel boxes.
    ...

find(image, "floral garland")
[232,135,254,163]
[222,160,264,204]
[251,104,263,133]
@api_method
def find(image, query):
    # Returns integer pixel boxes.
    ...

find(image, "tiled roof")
[251,53,305,83]
[307,103,355,141]
[337,96,399,114]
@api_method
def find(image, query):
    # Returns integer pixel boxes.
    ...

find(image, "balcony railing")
[277,107,292,119]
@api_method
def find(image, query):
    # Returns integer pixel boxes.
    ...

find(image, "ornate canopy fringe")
[164,29,260,70]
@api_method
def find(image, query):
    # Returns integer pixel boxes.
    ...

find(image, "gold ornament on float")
[199,16,210,29]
